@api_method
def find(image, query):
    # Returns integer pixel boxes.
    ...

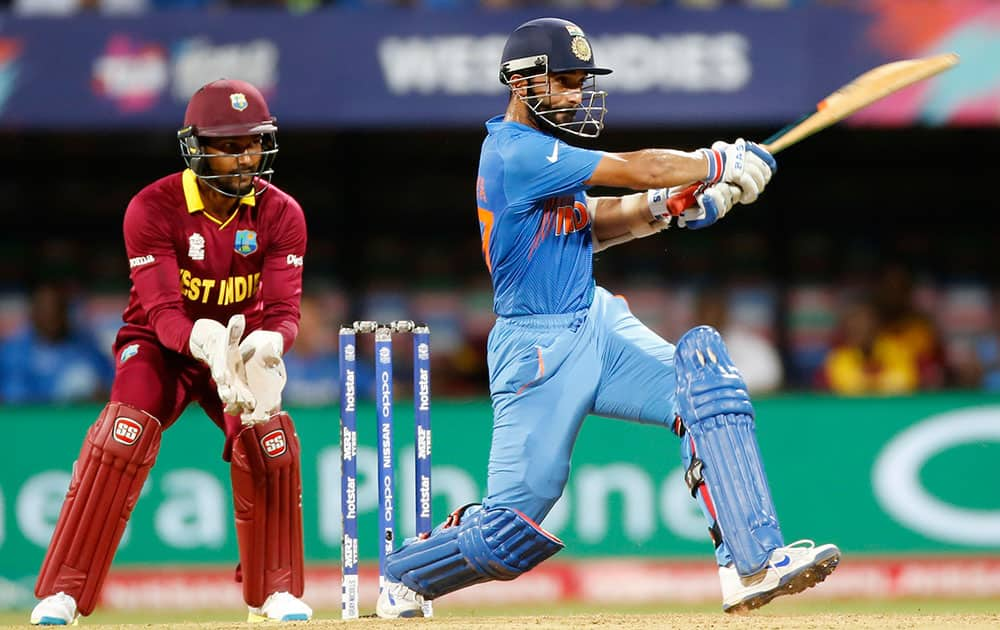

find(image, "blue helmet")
[500,18,611,138]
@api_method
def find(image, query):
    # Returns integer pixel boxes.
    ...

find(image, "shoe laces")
[772,539,816,562]
[258,591,305,612]
[387,581,423,603]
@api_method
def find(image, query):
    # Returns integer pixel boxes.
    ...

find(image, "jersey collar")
[182,168,256,215]
[486,115,540,136]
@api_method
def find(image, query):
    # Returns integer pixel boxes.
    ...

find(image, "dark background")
[4,124,991,282]
[2,122,993,392]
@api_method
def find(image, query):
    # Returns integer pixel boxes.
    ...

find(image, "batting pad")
[35,403,163,615]
[385,505,564,599]
[675,326,784,577]
[230,413,305,607]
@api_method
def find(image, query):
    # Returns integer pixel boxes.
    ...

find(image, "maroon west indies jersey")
[119,169,306,357]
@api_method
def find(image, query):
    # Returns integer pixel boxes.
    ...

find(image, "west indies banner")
[1,2,996,129]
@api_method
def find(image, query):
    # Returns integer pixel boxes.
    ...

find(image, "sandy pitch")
[11,614,994,629]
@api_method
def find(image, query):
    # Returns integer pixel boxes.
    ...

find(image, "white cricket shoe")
[30,592,79,626]
[247,591,313,622]
[720,539,840,613]
[375,580,425,619]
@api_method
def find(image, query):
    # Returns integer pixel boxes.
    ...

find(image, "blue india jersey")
[476,116,605,316]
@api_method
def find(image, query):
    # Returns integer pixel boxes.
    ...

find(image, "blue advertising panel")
[0,4,993,129]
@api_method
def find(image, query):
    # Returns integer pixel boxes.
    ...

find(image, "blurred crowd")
[3,0,832,15]
[3,245,999,406]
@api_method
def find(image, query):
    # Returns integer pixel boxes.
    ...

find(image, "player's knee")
[95,402,163,453]
[489,461,567,523]
[674,326,753,428]
[232,412,300,476]
[387,505,564,599]
[486,494,555,530]
[462,506,564,579]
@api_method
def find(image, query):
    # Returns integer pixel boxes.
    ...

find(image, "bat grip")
[666,183,700,216]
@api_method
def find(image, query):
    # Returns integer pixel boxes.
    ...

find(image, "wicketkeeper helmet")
[177,78,279,198]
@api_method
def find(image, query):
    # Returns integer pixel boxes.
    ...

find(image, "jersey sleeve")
[259,197,307,353]
[122,194,195,355]
[503,133,604,207]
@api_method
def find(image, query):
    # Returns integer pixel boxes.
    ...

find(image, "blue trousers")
[486,286,675,515]
[485,287,738,559]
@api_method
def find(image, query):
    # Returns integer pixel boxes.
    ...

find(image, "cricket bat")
[667,52,960,216]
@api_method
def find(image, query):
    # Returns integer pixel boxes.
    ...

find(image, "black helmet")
[500,17,612,81]
[499,18,611,138]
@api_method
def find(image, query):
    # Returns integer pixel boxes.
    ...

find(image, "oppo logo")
[873,406,1000,545]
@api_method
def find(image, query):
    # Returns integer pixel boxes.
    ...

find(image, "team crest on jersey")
[230,93,248,111]
[234,230,258,256]
[119,343,139,364]
[188,233,205,261]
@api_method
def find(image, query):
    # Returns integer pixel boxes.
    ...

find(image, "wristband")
[647,188,669,218]
[699,148,723,184]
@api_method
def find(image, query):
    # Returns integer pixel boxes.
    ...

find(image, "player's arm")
[123,195,197,355]
[586,139,777,203]
[255,198,307,354]
[586,150,709,189]
[589,190,671,251]
[589,183,742,252]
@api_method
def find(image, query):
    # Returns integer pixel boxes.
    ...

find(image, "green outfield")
[2,598,999,627]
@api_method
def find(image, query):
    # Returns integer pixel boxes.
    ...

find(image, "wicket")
[339,320,433,620]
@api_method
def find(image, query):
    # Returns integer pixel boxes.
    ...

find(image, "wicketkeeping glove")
[189,314,256,415]
[238,329,287,426]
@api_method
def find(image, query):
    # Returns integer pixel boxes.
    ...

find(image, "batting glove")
[701,138,777,204]
[675,182,742,230]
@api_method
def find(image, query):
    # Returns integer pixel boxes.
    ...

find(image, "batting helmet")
[499,18,611,138]
[177,78,279,198]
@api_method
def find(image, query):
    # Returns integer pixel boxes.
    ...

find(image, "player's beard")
[538,107,576,126]
[218,170,257,197]
[530,103,584,144]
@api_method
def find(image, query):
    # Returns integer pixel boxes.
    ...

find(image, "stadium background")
[2,0,1000,618]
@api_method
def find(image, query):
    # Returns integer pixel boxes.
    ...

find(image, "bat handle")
[666,183,700,216]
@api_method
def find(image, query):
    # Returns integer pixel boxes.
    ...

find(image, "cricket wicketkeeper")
[30,79,311,625]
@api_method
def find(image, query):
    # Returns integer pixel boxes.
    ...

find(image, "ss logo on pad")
[262,429,287,457]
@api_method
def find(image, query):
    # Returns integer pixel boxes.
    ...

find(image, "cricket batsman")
[374,18,840,617]
[30,79,312,625]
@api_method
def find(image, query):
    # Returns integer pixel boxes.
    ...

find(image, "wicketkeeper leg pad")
[230,412,305,607]
[35,403,163,616]
[384,504,564,599]
[675,326,784,577]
